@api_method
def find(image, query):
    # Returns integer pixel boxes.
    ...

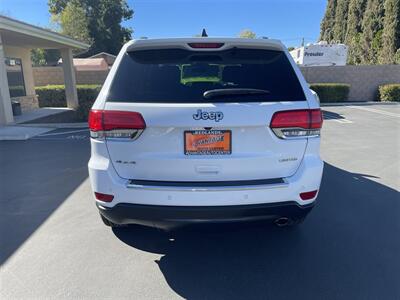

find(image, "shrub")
[36,84,101,121]
[379,84,400,102]
[309,83,350,103]
[75,97,97,121]
[36,85,66,107]
[9,85,26,97]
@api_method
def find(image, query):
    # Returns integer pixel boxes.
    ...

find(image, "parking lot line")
[324,117,353,124]
[348,105,400,118]
[37,129,88,137]
[334,118,353,123]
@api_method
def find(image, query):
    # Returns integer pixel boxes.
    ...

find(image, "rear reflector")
[300,190,318,200]
[94,192,114,202]
[188,43,224,49]
[270,109,323,139]
[89,110,146,139]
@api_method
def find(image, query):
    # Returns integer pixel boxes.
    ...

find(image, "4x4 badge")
[193,109,224,122]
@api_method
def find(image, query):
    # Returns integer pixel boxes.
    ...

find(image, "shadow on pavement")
[322,110,346,120]
[0,140,89,265]
[113,163,400,299]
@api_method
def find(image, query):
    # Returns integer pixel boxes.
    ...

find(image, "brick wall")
[300,65,400,101]
[33,65,400,102]
[33,67,109,86]
[33,67,65,85]
[12,95,39,112]
[76,70,109,85]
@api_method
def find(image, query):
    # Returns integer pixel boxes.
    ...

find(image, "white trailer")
[290,41,348,66]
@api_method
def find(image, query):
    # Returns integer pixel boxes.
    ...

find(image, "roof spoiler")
[126,38,285,53]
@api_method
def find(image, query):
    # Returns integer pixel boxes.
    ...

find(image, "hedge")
[9,85,26,97]
[35,84,101,120]
[309,83,350,103]
[379,84,400,102]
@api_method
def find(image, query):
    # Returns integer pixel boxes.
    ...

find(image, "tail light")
[270,109,323,139]
[89,110,146,140]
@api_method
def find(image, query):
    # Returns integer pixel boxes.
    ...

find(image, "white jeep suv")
[88,38,323,229]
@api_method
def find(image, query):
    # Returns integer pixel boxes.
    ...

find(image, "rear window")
[107,48,306,103]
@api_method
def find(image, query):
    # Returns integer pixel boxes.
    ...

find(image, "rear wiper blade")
[203,88,270,99]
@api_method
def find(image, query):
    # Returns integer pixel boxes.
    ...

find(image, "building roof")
[89,52,116,59]
[0,15,89,49]
[58,57,109,71]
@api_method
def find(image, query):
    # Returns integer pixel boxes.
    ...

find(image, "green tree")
[379,0,400,64]
[58,0,91,44]
[320,0,399,65]
[31,49,46,66]
[395,48,400,63]
[345,0,367,64]
[31,49,61,66]
[48,0,134,56]
[346,0,367,36]
[320,0,338,41]
[361,0,385,64]
[333,0,350,42]
[238,29,256,38]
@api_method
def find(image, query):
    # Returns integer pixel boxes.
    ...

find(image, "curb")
[17,122,88,129]
[320,102,399,106]
[0,127,54,141]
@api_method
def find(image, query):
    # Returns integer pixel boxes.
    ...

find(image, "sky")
[0,0,327,47]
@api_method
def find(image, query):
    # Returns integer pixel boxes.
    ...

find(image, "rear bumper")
[89,153,323,207]
[89,138,323,213]
[97,201,314,228]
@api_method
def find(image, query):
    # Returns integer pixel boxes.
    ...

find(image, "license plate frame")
[184,130,232,155]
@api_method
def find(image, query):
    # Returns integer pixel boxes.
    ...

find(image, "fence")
[33,65,400,102]
[33,66,109,86]
[300,65,400,101]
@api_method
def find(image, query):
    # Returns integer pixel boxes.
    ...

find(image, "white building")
[0,15,89,125]
[290,41,348,67]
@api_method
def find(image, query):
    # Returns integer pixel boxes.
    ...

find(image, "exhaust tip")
[274,217,290,227]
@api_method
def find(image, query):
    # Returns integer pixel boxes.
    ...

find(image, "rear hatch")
[102,44,310,182]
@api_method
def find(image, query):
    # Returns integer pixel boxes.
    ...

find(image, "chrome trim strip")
[126,180,289,192]
[272,127,320,139]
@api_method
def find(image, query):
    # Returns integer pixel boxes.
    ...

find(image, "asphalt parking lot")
[1,104,399,299]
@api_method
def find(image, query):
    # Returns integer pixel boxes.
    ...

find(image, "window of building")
[5,58,26,97]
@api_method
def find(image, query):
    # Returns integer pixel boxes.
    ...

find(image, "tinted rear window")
[107,48,306,103]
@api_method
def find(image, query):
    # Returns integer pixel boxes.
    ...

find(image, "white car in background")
[88,38,324,229]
